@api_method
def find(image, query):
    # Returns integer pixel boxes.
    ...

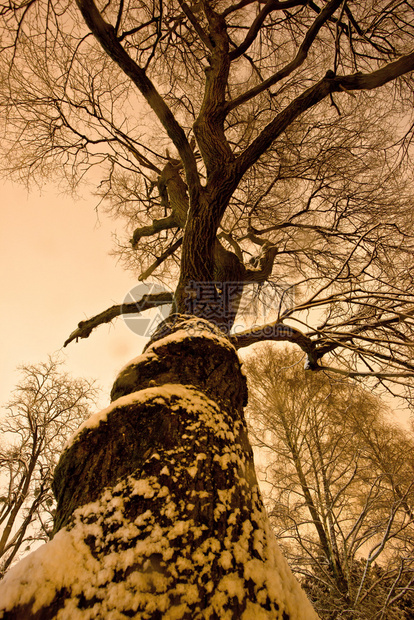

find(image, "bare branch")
[75,0,201,191]
[177,0,212,51]
[63,292,174,347]
[130,215,178,248]
[231,322,318,365]
[138,236,183,280]
[317,366,414,380]
[234,48,414,177]
[229,0,308,60]
[227,0,343,108]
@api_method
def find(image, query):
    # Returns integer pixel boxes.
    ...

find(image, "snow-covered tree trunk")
[0,319,318,619]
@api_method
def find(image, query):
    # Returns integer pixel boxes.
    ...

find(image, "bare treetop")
[2,0,414,396]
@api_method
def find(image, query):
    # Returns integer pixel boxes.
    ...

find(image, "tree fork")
[0,318,318,619]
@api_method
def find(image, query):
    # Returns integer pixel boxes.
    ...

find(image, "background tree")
[1,0,414,617]
[244,344,414,619]
[0,357,97,577]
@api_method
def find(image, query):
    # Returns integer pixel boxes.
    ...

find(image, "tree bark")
[0,318,318,619]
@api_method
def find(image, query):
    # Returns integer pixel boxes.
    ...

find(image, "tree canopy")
[1,0,414,395]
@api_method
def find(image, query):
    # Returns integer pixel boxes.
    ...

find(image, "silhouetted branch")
[64,292,174,346]
[139,237,183,280]
[130,215,178,248]
[231,322,319,365]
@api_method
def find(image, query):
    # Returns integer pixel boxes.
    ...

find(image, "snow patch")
[146,324,237,354]
[65,384,221,449]
[114,347,158,378]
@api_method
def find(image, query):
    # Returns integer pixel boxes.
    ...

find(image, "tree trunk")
[0,318,318,619]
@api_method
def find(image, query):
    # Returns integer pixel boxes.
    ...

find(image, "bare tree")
[1,0,414,617]
[0,357,97,577]
[1,1,414,390]
[244,344,414,619]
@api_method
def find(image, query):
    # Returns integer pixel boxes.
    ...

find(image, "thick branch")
[193,6,233,173]
[63,293,174,347]
[235,50,414,177]
[229,0,307,60]
[157,160,189,226]
[232,323,414,381]
[337,51,414,91]
[75,0,200,193]
[227,0,343,107]
[244,243,278,282]
[177,0,213,50]
[130,215,178,248]
[235,74,333,177]
[231,322,319,366]
[217,231,243,261]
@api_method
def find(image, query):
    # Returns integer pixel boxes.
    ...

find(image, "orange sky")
[2,181,411,427]
[0,180,148,409]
